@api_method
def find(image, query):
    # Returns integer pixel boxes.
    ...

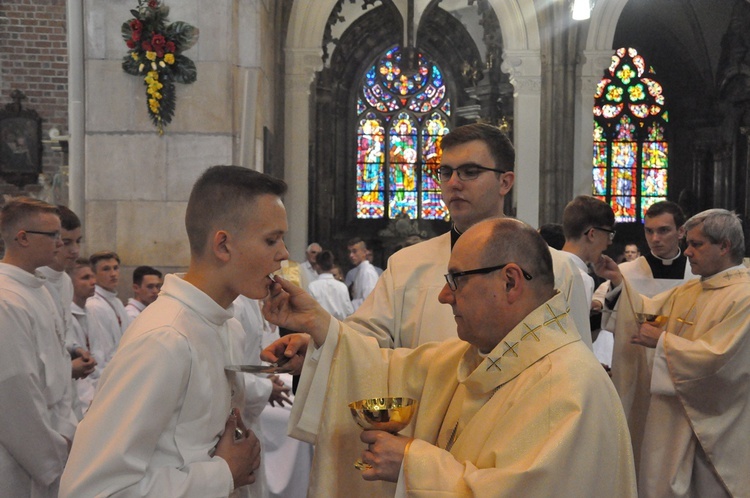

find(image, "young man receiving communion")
[61,166,293,497]
[262,218,636,497]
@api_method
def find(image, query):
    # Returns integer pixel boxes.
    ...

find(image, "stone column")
[575,51,613,197]
[502,50,541,226]
[284,48,321,259]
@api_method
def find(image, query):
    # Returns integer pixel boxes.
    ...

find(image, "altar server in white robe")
[597,208,750,497]
[0,197,78,497]
[262,218,636,497]
[86,250,132,368]
[346,123,592,349]
[36,206,96,418]
[60,166,291,497]
[597,200,695,467]
[68,258,101,415]
[308,249,354,320]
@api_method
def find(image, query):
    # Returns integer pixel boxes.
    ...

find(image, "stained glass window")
[356,46,451,220]
[592,48,669,223]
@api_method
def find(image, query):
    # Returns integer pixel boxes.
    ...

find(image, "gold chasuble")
[617,267,750,497]
[289,293,636,497]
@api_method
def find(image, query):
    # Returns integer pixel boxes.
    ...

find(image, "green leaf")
[170,56,197,84]
[121,22,134,42]
[122,55,141,76]
[166,22,199,51]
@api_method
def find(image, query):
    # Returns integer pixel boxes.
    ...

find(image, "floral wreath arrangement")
[121,0,199,134]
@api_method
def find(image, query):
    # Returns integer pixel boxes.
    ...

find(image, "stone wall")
[81,0,278,291]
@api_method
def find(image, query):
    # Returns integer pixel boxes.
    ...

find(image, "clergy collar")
[649,248,681,266]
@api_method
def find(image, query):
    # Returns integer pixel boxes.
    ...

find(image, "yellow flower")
[131,52,139,61]
[164,53,175,65]
[159,61,166,68]
[149,98,160,113]
[146,51,157,61]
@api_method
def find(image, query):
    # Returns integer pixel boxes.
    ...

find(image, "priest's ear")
[677,224,686,240]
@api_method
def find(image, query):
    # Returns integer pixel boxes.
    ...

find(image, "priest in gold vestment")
[597,208,750,497]
[263,218,636,497]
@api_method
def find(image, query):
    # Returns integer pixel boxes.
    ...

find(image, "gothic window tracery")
[356,46,451,220]
[592,47,669,223]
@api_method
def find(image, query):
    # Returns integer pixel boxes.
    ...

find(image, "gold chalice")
[348,397,417,470]
[635,312,668,327]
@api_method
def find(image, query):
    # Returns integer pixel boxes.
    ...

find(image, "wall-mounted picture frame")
[0,90,43,187]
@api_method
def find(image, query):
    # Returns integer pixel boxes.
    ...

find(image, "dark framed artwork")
[0,90,43,187]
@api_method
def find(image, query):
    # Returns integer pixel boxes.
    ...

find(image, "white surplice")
[60,274,252,498]
[86,285,132,369]
[0,263,77,498]
[308,273,355,320]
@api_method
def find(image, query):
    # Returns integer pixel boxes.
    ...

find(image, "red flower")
[155,48,165,58]
[141,41,153,51]
[126,39,136,49]
[165,41,176,53]
[148,0,159,8]
[132,30,141,42]
[129,19,142,31]
[151,33,166,48]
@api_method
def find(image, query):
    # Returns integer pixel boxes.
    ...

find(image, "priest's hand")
[593,255,623,287]
[263,276,331,346]
[215,409,261,489]
[260,334,309,375]
[631,322,662,348]
[359,430,411,483]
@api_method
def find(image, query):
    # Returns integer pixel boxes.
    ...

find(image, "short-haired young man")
[345,123,593,349]
[124,265,163,320]
[86,250,130,370]
[68,258,100,415]
[36,205,96,385]
[598,200,695,469]
[0,197,77,496]
[561,195,616,303]
[61,166,288,496]
[346,237,379,310]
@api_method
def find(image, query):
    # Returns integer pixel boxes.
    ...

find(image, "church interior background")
[1,0,748,292]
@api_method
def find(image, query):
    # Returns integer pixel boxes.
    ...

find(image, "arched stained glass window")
[592,47,669,223]
[356,46,451,220]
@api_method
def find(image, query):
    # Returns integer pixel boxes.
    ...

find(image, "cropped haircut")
[645,201,685,228]
[67,257,92,276]
[315,250,335,272]
[132,265,163,286]
[57,205,81,231]
[480,218,555,289]
[347,237,367,249]
[0,197,59,241]
[562,195,615,240]
[185,166,287,256]
[89,251,121,271]
[439,123,515,172]
[684,209,745,264]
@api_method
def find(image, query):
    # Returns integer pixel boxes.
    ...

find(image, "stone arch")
[283,0,543,256]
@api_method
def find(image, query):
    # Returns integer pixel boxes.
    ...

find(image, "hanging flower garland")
[121,0,199,135]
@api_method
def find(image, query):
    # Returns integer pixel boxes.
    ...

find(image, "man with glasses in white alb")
[345,123,593,349]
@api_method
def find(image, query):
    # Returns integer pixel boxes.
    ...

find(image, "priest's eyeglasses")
[24,230,62,240]
[438,165,506,182]
[444,263,533,291]
[589,226,616,241]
